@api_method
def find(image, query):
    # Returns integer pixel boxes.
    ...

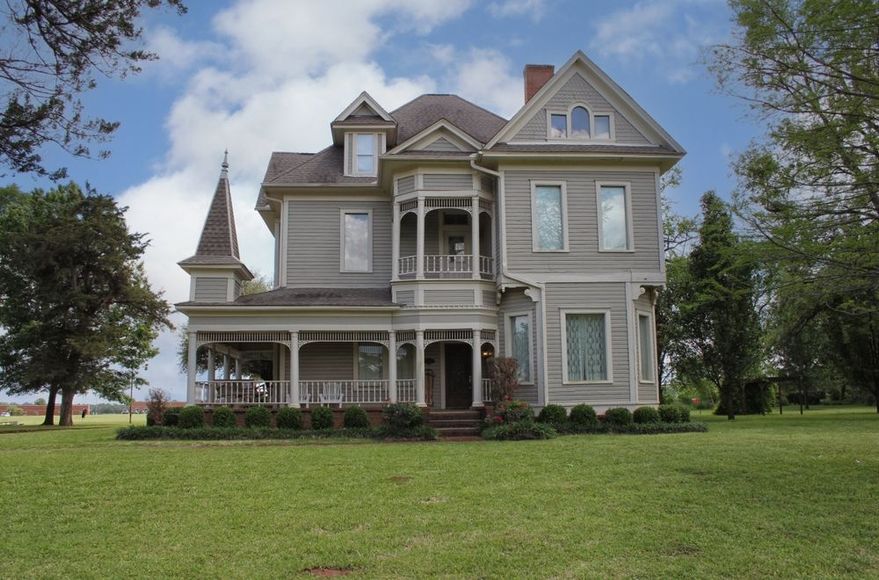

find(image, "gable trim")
[387,119,483,155]
[334,91,394,123]
[486,50,684,153]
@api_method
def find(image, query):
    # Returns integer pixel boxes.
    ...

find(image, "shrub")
[375,424,438,441]
[489,356,521,401]
[569,404,598,427]
[633,406,660,424]
[659,404,691,423]
[343,405,370,429]
[276,406,303,430]
[146,388,169,426]
[178,405,205,429]
[311,406,334,430]
[382,403,424,431]
[537,404,568,425]
[6,405,23,416]
[211,406,236,428]
[162,407,180,427]
[244,405,271,428]
[603,407,632,426]
[495,400,533,424]
[482,421,557,441]
[116,426,381,441]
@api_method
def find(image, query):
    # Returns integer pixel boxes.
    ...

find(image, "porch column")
[392,202,400,280]
[416,197,425,279]
[186,331,197,404]
[289,333,300,407]
[388,331,398,403]
[471,196,480,280]
[222,354,231,380]
[235,357,242,380]
[415,330,426,407]
[207,348,216,381]
[472,330,484,408]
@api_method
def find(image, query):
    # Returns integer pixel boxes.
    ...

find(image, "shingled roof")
[262,146,377,186]
[390,94,507,144]
[180,155,249,270]
[178,287,396,308]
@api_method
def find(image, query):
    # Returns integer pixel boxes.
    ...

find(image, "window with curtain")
[509,314,532,382]
[571,106,590,138]
[534,184,564,251]
[396,344,414,379]
[357,344,383,380]
[355,133,376,175]
[565,313,608,382]
[342,212,370,271]
[599,185,629,250]
[638,314,654,381]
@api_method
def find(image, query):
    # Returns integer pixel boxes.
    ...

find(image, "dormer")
[331,92,396,178]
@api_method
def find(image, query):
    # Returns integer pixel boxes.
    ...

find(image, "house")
[176,50,684,414]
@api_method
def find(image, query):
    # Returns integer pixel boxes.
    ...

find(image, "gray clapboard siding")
[480,175,496,194]
[397,175,416,194]
[299,343,355,380]
[422,137,462,152]
[286,199,392,287]
[194,277,228,302]
[395,290,415,306]
[512,72,650,145]
[424,289,475,305]
[423,173,472,190]
[544,282,631,405]
[482,289,497,307]
[497,288,538,405]
[503,169,660,273]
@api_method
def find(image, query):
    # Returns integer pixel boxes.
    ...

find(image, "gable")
[512,72,650,145]
[387,120,481,155]
[351,103,378,117]
[422,137,466,152]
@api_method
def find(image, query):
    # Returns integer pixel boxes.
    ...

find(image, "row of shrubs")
[481,401,703,440]
[125,403,436,441]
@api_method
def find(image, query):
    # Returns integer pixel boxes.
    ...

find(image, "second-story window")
[341,210,371,272]
[531,182,568,252]
[355,134,376,176]
[597,183,632,251]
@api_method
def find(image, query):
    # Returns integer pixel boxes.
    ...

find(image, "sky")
[5,0,762,403]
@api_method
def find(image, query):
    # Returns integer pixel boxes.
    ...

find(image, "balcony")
[398,255,494,280]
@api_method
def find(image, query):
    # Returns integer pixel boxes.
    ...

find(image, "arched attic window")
[571,106,590,138]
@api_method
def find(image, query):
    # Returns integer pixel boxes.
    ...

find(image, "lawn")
[0,407,876,578]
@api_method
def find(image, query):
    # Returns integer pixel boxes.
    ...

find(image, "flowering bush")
[494,399,534,424]
[489,357,520,401]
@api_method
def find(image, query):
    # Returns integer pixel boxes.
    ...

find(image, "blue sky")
[6,0,761,402]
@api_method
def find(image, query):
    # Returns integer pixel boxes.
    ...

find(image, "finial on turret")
[221,149,229,177]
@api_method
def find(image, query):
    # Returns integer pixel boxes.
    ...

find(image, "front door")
[444,343,472,408]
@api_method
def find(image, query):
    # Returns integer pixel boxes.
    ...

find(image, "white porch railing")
[397,379,416,403]
[299,380,389,405]
[482,378,496,402]
[195,380,289,405]
[398,255,495,278]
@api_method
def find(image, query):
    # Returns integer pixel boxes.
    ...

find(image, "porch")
[187,329,497,408]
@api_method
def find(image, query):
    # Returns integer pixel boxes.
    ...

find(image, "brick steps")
[427,409,482,437]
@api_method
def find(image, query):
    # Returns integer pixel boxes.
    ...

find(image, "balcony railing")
[195,380,289,405]
[398,255,494,279]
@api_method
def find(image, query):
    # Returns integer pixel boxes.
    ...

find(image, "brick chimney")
[523,64,554,103]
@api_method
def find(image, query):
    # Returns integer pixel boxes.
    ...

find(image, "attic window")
[355,134,376,175]
[549,114,567,138]
[547,107,614,141]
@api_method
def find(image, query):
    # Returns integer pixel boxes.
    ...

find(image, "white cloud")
[437,47,523,118]
[121,0,471,400]
[488,0,546,21]
[590,0,726,84]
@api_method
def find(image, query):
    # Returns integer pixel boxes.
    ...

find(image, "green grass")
[0,407,876,578]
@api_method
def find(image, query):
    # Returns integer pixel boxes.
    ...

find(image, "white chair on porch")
[299,392,311,409]
[319,382,343,407]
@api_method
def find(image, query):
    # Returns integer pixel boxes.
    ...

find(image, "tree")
[34,398,46,406]
[0,183,171,425]
[0,0,186,180]
[680,192,762,419]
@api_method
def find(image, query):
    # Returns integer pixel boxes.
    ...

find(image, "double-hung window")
[638,313,655,382]
[506,313,532,383]
[531,181,568,252]
[340,210,372,272]
[357,344,384,380]
[596,182,632,251]
[562,310,611,383]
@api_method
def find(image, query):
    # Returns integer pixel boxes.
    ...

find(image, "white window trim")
[350,133,379,177]
[544,104,616,143]
[339,209,373,273]
[560,308,614,385]
[352,342,387,380]
[567,103,592,140]
[595,181,635,253]
[637,311,656,384]
[505,311,534,385]
[545,109,569,139]
[530,180,569,253]
[592,112,615,141]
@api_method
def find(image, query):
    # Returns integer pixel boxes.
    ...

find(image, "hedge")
[482,421,558,441]
[116,426,376,441]
[211,406,236,428]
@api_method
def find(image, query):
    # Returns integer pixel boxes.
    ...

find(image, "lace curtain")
[535,185,563,250]
[511,315,531,381]
[566,313,607,381]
